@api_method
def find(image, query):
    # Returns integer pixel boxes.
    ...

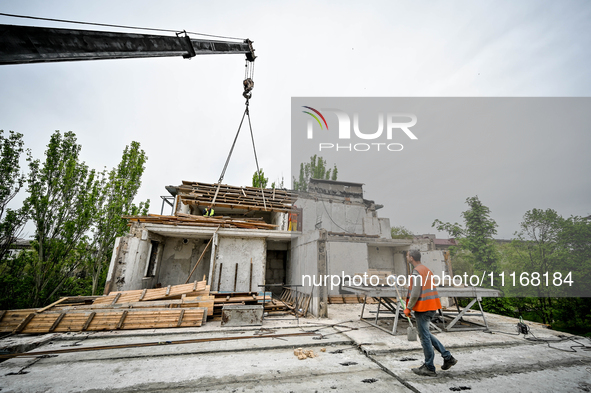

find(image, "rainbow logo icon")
[302,106,329,130]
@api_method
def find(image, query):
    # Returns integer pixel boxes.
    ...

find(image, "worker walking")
[404,249,457,376]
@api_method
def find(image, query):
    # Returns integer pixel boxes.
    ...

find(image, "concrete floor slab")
[1,305,590,392]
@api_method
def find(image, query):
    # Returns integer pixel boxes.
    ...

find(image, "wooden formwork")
[0,281,212,335]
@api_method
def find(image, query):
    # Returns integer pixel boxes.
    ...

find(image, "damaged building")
[105,178,449,317]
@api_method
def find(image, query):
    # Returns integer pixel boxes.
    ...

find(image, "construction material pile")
[124,213,278,230]
[0,281,294,335]
[176,181,296,213]
[0,281,212,335]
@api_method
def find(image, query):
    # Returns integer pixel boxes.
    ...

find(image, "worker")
[203,206,215,217]
[288,209,298,231]
[404,249,457,376]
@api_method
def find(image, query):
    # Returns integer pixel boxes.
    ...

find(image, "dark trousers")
[415,310,451,371]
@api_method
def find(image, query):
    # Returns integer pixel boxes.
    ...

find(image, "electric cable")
[0,12,246,41]
[487,317,591,353]
[320,198,347,232]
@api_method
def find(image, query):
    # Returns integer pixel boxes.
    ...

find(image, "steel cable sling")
[211,59,267,210]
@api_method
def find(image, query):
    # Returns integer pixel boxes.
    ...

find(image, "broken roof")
[169,181,296,213]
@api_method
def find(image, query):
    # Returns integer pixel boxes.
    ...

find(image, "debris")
[339,361,357,366]
[320,347,326,352]
[293,347,317,360]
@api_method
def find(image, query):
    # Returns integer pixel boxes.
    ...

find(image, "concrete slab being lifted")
[1,304,590,392]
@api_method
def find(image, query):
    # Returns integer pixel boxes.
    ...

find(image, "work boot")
[441,356,457,370]
[411,364,437,377]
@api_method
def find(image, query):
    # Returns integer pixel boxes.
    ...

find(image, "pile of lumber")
[124,213,278,230]
[176,181,296,213]
[0,281,212,335]
[328,294,376,304]
[209,291,280,321]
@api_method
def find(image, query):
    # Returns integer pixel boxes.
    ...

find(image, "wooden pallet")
[54,296,215,317]
[0,308,205,334]
[93,281,209,305]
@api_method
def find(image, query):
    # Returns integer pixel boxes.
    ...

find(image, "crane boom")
[0,24,255,65]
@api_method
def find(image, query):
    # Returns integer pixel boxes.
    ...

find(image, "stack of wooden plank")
[176,181,296,213]
[328,294,375,304]
[0,281,213,335]
[123,213,278,230]
[208,291,277,321]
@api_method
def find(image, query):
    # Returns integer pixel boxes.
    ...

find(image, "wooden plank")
[13,313,36,334]
[82,312,96,331]
[37,297,68,313]
[0,310,6,323]
[49,313,66,332]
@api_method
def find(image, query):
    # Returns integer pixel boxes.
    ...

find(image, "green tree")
[26,131,102,307]
[391,225,414,239]
[433,196,499,274]
[85,142,149,295]
[507,209,590,325]
[0,130,28,263]
[252,168,268,189]
[292,155,338,191]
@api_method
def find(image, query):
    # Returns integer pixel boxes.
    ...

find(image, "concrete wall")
[297,197,370,235]
[327,241,369,295]
[290,231,326,315]
[367,246,395,272]
[393,251,408,276]
[106,235,152,293]
[379,218,392,239]
[420,250,446,277]
[211,237,266,292]
[158,238,212,287]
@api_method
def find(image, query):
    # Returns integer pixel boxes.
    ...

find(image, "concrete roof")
[1,305,590,392]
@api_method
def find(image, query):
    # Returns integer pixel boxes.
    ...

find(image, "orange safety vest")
[407,264,442,312]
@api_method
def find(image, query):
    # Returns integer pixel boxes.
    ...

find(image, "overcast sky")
[1,0,590,239]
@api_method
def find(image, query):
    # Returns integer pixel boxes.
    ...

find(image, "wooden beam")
[117,311,128,329]
[37,297,68,313]
[185,227,219,284]
[82,312,96,331]
[111,293,121,305]
[13,313,36,334]
[49,313,66,332]
[177,310,185,327]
